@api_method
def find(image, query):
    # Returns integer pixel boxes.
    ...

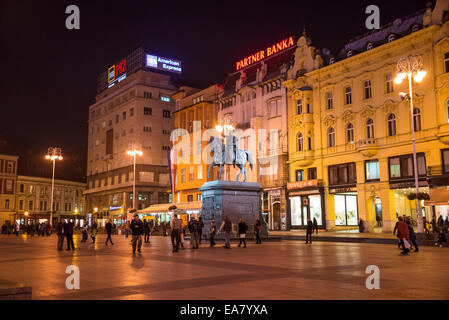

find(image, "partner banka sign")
[146,54,182,73]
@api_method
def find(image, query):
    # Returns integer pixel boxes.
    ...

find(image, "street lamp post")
[394,55,427,233]
[126,144,143,212]
[45,147,63,227]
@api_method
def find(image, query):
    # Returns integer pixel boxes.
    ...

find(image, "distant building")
[85,47,179,225]
[0,153,18,225]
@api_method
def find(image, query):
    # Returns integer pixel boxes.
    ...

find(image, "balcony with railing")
[356,138,378,157]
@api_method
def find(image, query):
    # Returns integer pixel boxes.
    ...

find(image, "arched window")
[413,108,421,132]
[328,127,335,147]
[388,114,396,136]
[366,118,374,139]
[297,133,303,151]
[346,123,354,143]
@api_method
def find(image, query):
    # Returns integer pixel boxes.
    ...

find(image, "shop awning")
[424,188,449,206]
[139,201,202,215]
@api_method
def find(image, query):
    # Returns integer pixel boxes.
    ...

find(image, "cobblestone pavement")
[0,234,448,300]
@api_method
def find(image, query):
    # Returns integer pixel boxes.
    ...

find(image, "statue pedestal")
[199,180,267,240]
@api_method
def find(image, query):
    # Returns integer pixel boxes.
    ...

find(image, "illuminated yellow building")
[172,85,220,203]
[285,2,449,232]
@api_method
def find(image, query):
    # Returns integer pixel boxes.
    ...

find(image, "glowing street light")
[394,54,426,233]
[45,147,62,227]
[127,144,143,212]
[24,211,29,216]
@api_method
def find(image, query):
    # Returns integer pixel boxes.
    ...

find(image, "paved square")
[0,234,448,300]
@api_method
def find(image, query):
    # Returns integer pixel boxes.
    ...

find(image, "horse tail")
[246,150,253,170]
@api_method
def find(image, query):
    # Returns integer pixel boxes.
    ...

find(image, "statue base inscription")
[199,180,268,240]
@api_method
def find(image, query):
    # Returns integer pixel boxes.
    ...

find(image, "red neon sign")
[116,59,127,77]
[236,36,294,71]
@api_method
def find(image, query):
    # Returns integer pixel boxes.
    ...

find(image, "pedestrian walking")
[198,217,204,244]
[163,222,167,237]
[91,225,97,243]
[15,222,19,236]
[444,216,449,233]
[56,221,64,250]
[393,218,401,248]
[436,230,447,247]
[105,220,114,245]
[170,214,182,253]
[218,215,232,249]
[238,217,248,248]
[143,220,150,243]
[124,221,130,238]
[209,221,216,247]
[305,218,313,244]
[312,217,318,234]
[130,214,143,254]
[188,216,200,249]
[81,224,88,242]
[64,220,75,251]
[406,219,419,252]
[397,216,411,255]
[254,218,262,244]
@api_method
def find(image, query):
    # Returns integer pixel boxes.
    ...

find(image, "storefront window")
[334,194,358,226]
[309,195,322,225]
[290,197,302,226]
[365,160,380,181]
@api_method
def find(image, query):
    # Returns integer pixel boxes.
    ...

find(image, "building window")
[346,123,354,143]
[413,108,421,132]
[344,86,352,104]
[187,195,193,202]
[386,74,394,93]
[366,118,374,139]
[144,107,152,115]
[296,169,305,182]
[306,101,312,113]
[130,108,134,117]
[442,149,449,173]
[6,162,14,173]
[19,184,24,193]
[29,200,33,210]
[143,126,152,132]
[196,194,202,201]
[364,80,372,99]
[388,114,396,136]
[308,137,312,150]
[197,165,203,180]
[122,111,126,120]
[329,163,356,186]
[328,127,335,147]
[161,96,170,102]
[180,168,186,183]
[365,160,380,181]
[115,114,119,123]
[19,200,24,210]
[389,154,426,179]
[296,99,302,114]
[163,110,171,118]
[445,52,449,73]
[326,92,333,109]
[189,166,194,181]
[308,167,317,180]
[5,199,10,209]
[268,100,281,117]
[297,133,303,151]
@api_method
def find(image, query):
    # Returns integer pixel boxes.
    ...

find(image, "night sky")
[0,0,428,178]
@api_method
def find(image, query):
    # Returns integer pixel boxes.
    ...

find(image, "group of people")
[1,222,51,236]
[169,214,263,253]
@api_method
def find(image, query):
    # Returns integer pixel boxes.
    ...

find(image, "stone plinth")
[199,180,267,240]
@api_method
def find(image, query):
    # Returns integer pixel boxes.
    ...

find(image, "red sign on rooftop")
[236,36,295,71]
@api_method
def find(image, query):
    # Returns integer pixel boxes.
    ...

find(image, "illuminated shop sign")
[287,179,318,190]
[146,54,182,73]
[236,36,295,71]
[108,59,127,88]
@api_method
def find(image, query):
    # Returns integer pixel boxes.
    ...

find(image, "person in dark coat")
[130,214,143,254]
[312,217,318,234]
[238,217,248,248]
[218,215,233,249]
[254,218,262,244]
[63,220,75,251]
[143,220,150,243]
[437,215,444,232]
[188,216,199,249]
[198,217,204,244]
[436,230,447,247]
[305,218,313,244]
[56,221,65,250]
[393,218,401,248]
[105,220,114,245]
[406,219,418,252]
[209,221,216,247]
[162,222,167,237]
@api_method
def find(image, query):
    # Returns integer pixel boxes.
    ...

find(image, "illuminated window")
[344,87,352,104]
[366,119,374,139]
[365,160,380,181]
[328,127,335,147]
[296,170,305,181]
[387,114,396,136]
[161,96,170,102]
[181,169,186,183]
[346,123,354,143]
[143,126,152,132]
[413,108,421,132]
[197,165,203,180]
[296,99,303,114]
[364,80,372,99]
[5,199,9,209]
[386,74,393,93]
[189,166,194,181]
[326,92,333,109]
[297,133,303,151]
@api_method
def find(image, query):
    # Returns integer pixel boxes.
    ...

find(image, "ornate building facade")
[285,1,449,231]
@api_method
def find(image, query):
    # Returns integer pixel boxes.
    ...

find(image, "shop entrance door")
[272,202,281,230]
[375,198,382,228]
[302,197,310,225]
